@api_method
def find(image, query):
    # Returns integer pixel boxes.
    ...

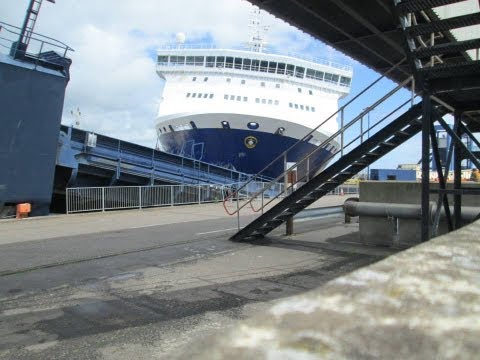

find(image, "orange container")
[16,203,31,219]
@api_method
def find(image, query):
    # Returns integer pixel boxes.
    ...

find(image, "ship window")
[209,93,214,99]
[300,104,304,110]
[230,95,235,100]
[203,93,208,98]
[236,96,241,101]
[206,56,215,67]
[216,56,225,68]
[204,77,208,82]
[340,76,351,86]
[260,82,265,87]
[158,129,162,134]
[298,88,302,93]
[158,55,168,65]
[224,94,228,100]
[309,90,313,95]
[274,100,279,105]
[289,102,293,108]
[306,105,310,111]
[170,55,178,64]
[247,122,259,129]
[177,56,185,65]
[295,66,305,79]
[194,56,204,66]
[234,57,242,70]
[226,78,231,83]
[255,98,260,103]
[186,93,191,98]
[275,83,280,88]
[260,60,268,72]
[311,106,316,112]
[163,127,167,132]
[294,104,299,109]
[306,68,315,79]
[221,121,230,129]
[190,121,197,129]
[168,125,174,132]
[241,79,246,85]
[251,59,260,71]
[286,64,295,76]
[186,56,195,65]
[277,63,286,74]
[225,57,234,68]
[192,93,197,98]
[262,99,266,104]
[243,58,251,70]
[324,73,339,83]
[275,127,285,135]
[192,76,197,82]
[268,61,277,73]
[268,99,273,105]
[243,96,248,102]
[314,70,324,80]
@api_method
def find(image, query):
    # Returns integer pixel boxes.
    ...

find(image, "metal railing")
[0,21,73,66]
[222,57,417,227]
[66,182,357,214]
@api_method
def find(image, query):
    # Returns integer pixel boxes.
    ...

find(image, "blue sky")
[1,0,423,169]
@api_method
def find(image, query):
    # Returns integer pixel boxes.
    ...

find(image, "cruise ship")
[155,9,353,178]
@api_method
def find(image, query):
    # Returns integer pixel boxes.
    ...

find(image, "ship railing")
[159,43,353,72]
[223,58,418,224]
[66,182,273,214]
[0,21,73,67]
[157,63,351,91]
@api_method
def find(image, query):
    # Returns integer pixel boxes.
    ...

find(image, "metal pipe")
[343,200,480,223]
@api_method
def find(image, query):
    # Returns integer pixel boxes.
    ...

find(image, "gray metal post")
[421,92,431,241]
[199,184,201,204]
[139,186,142,209]
[340,108,344,156]
[171,186,174,206]
[454,110,462,229]
[102,187,105,212]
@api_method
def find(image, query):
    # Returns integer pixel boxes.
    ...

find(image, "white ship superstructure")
[154,10,353,177]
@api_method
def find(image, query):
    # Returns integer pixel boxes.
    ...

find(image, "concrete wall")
[359,181,480,247]
[0,56,68,215]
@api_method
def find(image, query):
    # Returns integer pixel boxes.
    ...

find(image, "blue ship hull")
[159,128,334,179]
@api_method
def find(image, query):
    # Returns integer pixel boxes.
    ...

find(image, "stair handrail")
[222,58,409,214]
[247,94,420,213]
[223,74,414,216]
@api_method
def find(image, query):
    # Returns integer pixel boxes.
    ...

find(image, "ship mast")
[247,7,269,52]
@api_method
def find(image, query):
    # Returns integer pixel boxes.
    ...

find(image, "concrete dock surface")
[0,194,402,359]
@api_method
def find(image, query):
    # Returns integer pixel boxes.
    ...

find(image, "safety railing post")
[102,187,105,212]
[171,185,174,206]
[139,186,142,209]
[340,108,344,156]
[198,184,201,204]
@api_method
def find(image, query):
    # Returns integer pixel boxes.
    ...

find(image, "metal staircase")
[230,102,428,241]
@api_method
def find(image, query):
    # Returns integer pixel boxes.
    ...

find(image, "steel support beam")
[454,111,463,229]
[421,92,431,241]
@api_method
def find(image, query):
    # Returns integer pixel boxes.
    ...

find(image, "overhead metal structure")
[229,0,480,242]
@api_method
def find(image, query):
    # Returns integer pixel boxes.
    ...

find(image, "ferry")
[155,8,352,178]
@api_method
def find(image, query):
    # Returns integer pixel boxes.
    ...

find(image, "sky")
[1,0,423,169]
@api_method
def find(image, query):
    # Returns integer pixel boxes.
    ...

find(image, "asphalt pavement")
[0,195,399,360]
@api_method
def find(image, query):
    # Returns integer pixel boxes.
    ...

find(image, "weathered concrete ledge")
[177,220,480,359]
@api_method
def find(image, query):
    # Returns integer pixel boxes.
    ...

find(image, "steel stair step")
[414,38,480,58]
[380,141,397,147]
[417,61,480,79]
[406,12,480,37]
[396,0,466,15]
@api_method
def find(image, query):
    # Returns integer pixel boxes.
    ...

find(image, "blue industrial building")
[369,169,416,181]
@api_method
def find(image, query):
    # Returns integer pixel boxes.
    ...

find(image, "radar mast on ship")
[247,7,269,52]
